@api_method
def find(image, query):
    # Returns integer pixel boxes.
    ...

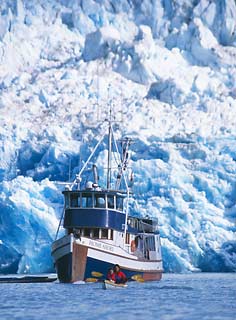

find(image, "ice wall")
[0,0,236,273]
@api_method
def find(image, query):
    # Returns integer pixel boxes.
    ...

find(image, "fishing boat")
[103,280,128,290]
[51,115,163,283]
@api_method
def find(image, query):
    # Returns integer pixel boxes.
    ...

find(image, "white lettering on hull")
[88,240,114,252]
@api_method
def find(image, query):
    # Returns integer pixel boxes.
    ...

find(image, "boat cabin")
[62,188,160,260]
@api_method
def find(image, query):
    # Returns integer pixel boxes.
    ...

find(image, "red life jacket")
[107,272,116,281]
[115,271,127,283]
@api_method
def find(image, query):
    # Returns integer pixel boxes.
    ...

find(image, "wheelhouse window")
[70,194,79,207]
[116,196,123,211]
[81,193,93,208]
[68,192,125,210]
[94,194,106,208]
[65,194,70,208]
[107,195,115,209]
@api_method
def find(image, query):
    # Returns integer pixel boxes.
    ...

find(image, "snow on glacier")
[0,0,236,274]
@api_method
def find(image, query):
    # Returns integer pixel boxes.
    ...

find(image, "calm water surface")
[0,273,235,320]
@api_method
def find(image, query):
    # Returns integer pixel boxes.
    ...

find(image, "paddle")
[91,271,103,278]
[85,277,98,283]
[131,274,142,281]
[131,274,145,282]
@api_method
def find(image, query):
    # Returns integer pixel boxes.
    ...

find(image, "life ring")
[131,240,136,252]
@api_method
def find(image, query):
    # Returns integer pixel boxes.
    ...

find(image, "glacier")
[0,0,236,274]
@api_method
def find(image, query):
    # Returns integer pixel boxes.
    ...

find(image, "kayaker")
[113,264,127,284]
[106,268,115,282]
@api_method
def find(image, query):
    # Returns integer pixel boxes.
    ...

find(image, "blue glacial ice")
[0,0,236,274]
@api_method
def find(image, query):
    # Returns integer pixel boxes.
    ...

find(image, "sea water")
[0,273,235,320]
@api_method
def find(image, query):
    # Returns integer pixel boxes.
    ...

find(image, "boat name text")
[89,240,114,252]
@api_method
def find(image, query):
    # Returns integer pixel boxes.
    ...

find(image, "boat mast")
[107,107,112,190]
[115,137,132,190]
[110,130,133,248]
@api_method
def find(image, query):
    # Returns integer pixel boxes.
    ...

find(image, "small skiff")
[103,280,128,290]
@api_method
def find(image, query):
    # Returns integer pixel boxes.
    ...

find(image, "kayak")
[103,280,128,289]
